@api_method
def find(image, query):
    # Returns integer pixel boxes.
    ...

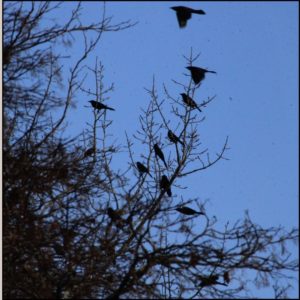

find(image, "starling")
[89,100,115,111]
[181,93,202,113]
[186,66,216,85]
[136,162,153,178]
[171,6,205,28]
[176,206,204,216]
[160,175,172,197]
[168,130,184,146]
[154,143,168,169]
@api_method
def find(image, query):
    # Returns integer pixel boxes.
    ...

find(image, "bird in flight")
[186,66,216,85]
[171,6,205,28]
[160,175,172,197]
[168,130,184,146]
[136,162,153,178]
[181,93,202,113]
[176,206,205,216]
[154,143,168,169]
[89,100,115,111]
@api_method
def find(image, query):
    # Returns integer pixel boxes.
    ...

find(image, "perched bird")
[171,6,205,28]
[223,271,230,284]
[154,143,168,169]
[176,206,204,216]
[84,147,95,158]
[136,162,153,178]
[199,275,228,287]
[186,66,217,85]
[181,93,202,113]
[168,130,184,146]
[160,175,172,197]
[107,207,122,222]
[89,100,115,111]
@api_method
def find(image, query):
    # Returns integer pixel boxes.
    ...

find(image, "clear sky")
[40,1,299,297]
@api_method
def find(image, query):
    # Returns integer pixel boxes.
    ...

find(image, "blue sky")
[41,1,298,297]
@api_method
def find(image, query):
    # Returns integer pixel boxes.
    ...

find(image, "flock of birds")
[86,5,229,288]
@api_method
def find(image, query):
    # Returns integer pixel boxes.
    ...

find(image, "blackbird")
[136,161,153,178]
[176,206,204,216]
[181,93,202,112]
[84,147,95,158]
[89,100,115,111]
[154,143,168,168]
[160,175,172,197]
[168,130,184,146]
[186,66,216,85]
[199,275,228,287]
[171,6,205,28]
[223,271,230,284]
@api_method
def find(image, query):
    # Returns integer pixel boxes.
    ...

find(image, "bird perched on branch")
[154,143,168,169]
[176,206,204,216]
[171,6,205,28]
[181,93,202,113]
[84,147,95,158]
[186,66,216,85]
[160,175,172,197]
[223,271,230,284]
[199,275,228,287]
[89,100,115,111]
[107,207,125,229]
[136,162,153,178]
[168,130,184,146]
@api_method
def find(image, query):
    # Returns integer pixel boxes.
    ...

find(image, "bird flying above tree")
[171,6,205,28]
[186,66,216,85]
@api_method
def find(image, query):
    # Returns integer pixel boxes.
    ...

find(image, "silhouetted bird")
[84,147,95,158]
[181,93,202,113]
[171,6,205,28]
[186,66,216,85]
[89,100,115,111]
[176,206,204,216]
[168,130,184,146]
[107,207,122,222]
[223,271,230,284]
[160,175,172,197]
[199,275,228,287]
[154,143,168,168]
[136,161,153,178]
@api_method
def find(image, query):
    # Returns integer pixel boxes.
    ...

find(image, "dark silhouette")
[176,206,204,216]
[186,66,216,85]
[168,129,184,146]
[199,275,228,287]
[136,162,153,178]
[181,93,202,113]
[223,271,230,284]
[84,147,95,158]
[171,6,205,28]
[107,207,122,222]
[160,175,172,197]
[154,143,168,168]
[89,100,115,111]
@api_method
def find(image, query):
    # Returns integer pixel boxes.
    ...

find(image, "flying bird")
[171,6,205,28]
[154,143,168,169]
[160,175,172,197]
[176,206,204,216]
[186,66,216,85]
[168,130,184,146]
[89,100,115,111]
[199,275,228,287]
[136,162,153,178]
[181,93,202,113]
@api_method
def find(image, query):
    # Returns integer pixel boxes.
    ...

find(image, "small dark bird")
[89,100,115,111]
[154,143,168,169]
[160,175,172,197]
[186,66,217,85]
[171,6,205,28]
[181,93,202,113]
[199,275,227,287]
[223,271,230,284]
[107,207,122,222]
[176,206,204,216]
[136,162,153,178]
[168,130,184,146]
[84,147,95,158]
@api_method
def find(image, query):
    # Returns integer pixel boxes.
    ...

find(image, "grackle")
[168,130,184,146]
[136,162,153,178]
[154,143,168,169]
[176,206,204,216]
[181,93,202,113]
[84,147,95,158]
[186,66,216,85]
[89,100,115,111]
[160,175,172,197]
[171,6,205,28]
[199,275,228,287]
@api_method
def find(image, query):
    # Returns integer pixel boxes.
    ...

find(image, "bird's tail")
[107,106,115,111]
[207,70,217,74]
[163,160,168,169]
[179,140,185,146]
[192,9,206,15]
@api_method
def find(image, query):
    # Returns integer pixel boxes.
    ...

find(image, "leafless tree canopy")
[3,2,298,299]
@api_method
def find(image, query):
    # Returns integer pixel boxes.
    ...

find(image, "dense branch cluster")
[3,2,298,299]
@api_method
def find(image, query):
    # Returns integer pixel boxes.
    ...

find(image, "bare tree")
[3,2,298,299]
